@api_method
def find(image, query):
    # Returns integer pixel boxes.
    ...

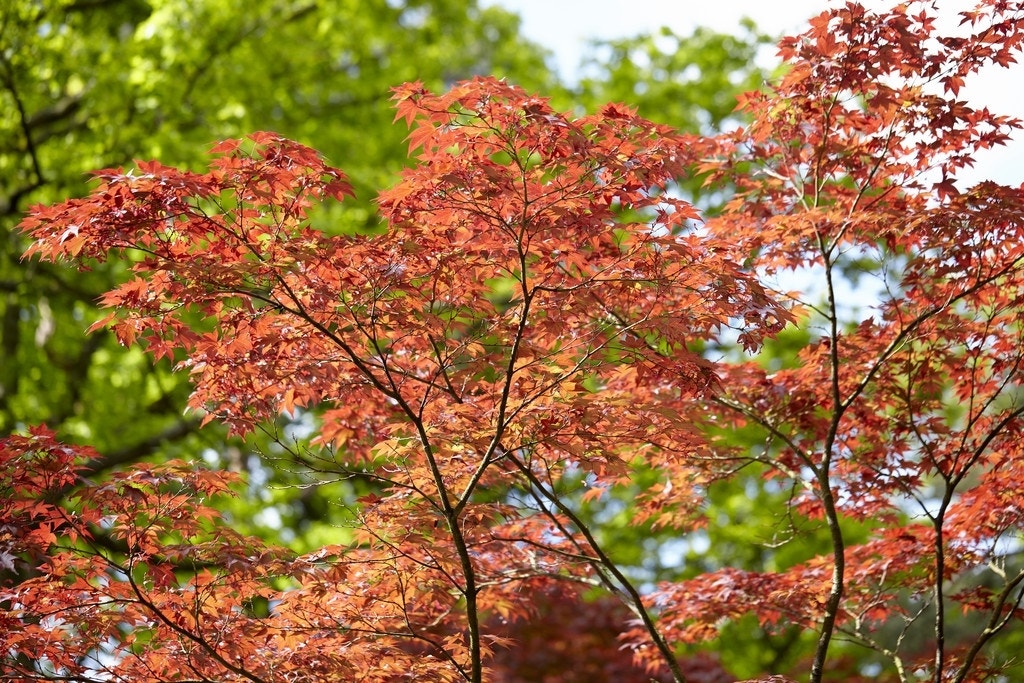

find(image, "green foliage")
[576,19,772,133]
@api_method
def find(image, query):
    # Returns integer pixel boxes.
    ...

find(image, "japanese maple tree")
[6,73,785,682]
[633,1,1024,681]
[4,1,1024,682]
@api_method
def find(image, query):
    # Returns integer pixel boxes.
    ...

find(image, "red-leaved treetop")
[4,2,1024,682]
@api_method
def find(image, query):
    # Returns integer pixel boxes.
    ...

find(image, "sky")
[485,0,1023,187]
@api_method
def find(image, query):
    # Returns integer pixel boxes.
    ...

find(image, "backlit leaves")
[8,2,1024,681]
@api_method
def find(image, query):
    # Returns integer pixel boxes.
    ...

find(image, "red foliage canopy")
[6,2,1024,682]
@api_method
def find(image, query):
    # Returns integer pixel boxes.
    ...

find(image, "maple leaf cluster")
[5,2,1024,682]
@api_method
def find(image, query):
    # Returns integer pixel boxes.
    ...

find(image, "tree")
[5,2,1024,683]
[635,2,1024,680]
[9,76,787,682]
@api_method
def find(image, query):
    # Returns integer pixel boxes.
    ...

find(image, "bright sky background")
[486,0,1023,187]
